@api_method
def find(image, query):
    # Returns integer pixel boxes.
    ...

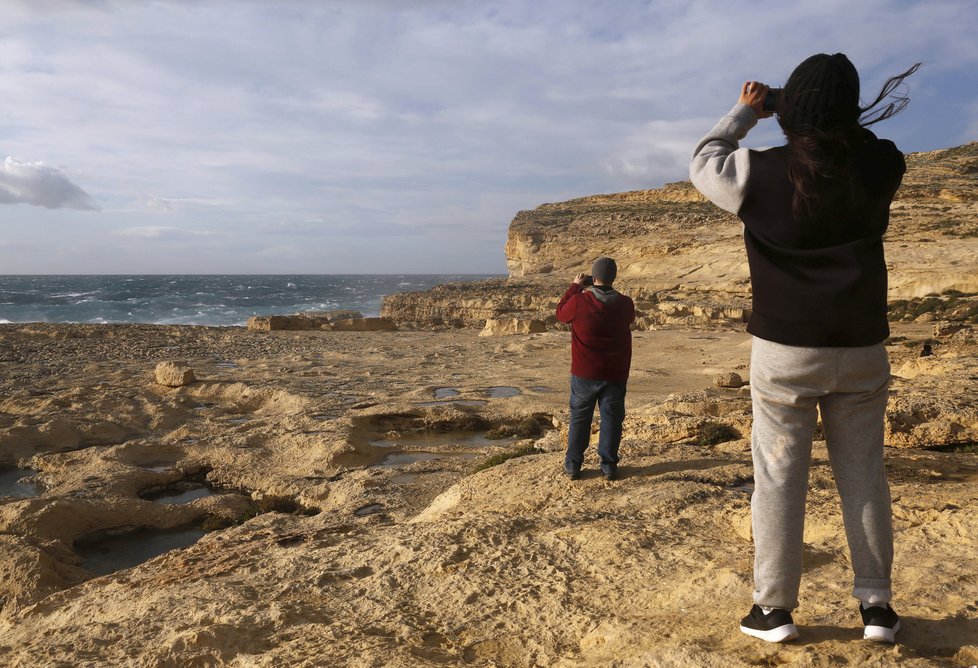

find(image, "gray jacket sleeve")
[689,103,759,214]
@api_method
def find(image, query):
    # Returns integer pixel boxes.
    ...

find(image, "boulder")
[713,372,744,389]
[246,310,365,331]
[246,315,318,331]
[331,318,397,332]
[934,321,968,338]
[155,361,196,387]
[478,318,548,337]
[326,309,364,321]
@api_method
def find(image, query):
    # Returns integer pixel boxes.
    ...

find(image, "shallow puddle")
[0,468,41,499]
[143,482,218,505]
[529,386,551,393]
[226,416,249,425]
[370,432,513,451]
[76,527,206,576]
[486,386,521,398]
[416,400,487,408]
[726,480,755,494]
[214,361,239,369]
[937,468,978,483]
[372,451,481,469]
[433,387,460,399]
[390,473,419,484]
[354,503,385,516]
[369,439,402,448]
[374,452,444,468]
[139,461,179,473]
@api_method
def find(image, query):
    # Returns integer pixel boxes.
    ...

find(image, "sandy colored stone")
[331,317,397,332]
[934,321,968,338]
[713,371,744,388]
[478,318,548,336]
[247,310,365,331]
[154,361,195,387]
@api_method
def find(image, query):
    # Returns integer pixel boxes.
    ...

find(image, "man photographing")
[556,256,636,481]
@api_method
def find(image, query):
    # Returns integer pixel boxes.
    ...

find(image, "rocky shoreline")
[2,141,977,665]
[383,143,978,332]
[1,319,976,666]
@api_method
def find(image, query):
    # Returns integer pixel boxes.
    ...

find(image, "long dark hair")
[779,56,921,221]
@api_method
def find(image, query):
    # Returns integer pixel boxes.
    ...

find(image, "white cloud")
[0,1,976,272]
[0,157,99,210]
[117,226,212,239]
[142,196,173,211]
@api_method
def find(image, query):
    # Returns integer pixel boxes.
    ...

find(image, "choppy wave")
[0,274,498,327]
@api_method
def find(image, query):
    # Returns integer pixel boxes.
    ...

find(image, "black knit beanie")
[780,53,860,132]
[591,256,617,284]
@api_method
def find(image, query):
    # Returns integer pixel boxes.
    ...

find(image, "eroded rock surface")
[1,322,976,666]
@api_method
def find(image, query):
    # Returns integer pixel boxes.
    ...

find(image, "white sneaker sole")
[740,623,799,643]
[864,620,900,644]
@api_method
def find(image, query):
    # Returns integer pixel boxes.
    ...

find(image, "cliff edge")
[383,141,978,330]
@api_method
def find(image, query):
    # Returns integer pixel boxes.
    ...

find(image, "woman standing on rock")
[689,53,918,644]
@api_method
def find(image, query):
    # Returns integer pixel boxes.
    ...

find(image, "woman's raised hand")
[740,81,773,119]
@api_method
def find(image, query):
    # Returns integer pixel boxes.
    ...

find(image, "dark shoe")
[860,604,900,644]
[739,605,799,643]
[603,469,617,481]
[565,468,581,481]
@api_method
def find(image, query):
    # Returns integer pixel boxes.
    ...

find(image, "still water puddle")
[416,400,487,408]
[76,527,206,576]
[937,468,978,483]
[374,452,444,468]
[373,451,481,469]
[354,503,385,516]
[486,386,521,398]
[726,480,755,494]
[0,468,41,499]
[143,482,219,505]
[370,432,513,450]
[139,461,178,473]
[390,473,419,484]
[433,387,460,399]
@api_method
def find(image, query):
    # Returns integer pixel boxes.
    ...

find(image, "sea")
[0,275,500,327]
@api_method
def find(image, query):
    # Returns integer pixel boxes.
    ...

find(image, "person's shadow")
[796,614,978,660]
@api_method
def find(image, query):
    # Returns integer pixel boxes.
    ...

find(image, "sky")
[1,0,976,275]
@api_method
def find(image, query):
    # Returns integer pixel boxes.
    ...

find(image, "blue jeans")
[565,375,627,474]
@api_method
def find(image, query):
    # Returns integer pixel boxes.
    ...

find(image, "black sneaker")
[603,468,617,481]
[860,604,900,644]
[739,605,799,643]
[565,468,581,481]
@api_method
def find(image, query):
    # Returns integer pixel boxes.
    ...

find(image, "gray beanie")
[591,256,617,284]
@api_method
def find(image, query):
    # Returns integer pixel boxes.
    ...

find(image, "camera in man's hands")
[581,275,594,287]
[763,88,783,114]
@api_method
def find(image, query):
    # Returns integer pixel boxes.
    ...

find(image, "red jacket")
[556,283,635,382]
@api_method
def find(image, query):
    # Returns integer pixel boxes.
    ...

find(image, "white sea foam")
[0,274,499,326]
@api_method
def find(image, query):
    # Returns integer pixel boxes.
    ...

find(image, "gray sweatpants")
[749,336,894,610]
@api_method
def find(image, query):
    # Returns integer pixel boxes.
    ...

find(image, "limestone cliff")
[383,141,978,329]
